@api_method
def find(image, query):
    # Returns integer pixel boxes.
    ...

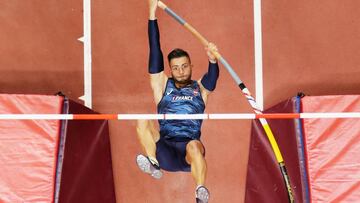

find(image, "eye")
[182,64,189,69]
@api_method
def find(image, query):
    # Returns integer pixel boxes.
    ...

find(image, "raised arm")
[198,42,220,104]
[148,0,168,105]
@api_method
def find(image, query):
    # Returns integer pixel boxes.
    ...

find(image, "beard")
[172,74,192,85]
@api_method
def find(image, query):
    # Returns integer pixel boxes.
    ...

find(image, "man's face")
[169,56,192,85]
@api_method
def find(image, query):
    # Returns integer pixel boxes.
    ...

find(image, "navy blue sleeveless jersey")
[157,78,205,140]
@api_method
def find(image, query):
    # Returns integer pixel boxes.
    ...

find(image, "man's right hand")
[149,0,158,20]
[206,42,218,63]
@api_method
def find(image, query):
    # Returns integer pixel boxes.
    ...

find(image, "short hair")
[167,48,191,64]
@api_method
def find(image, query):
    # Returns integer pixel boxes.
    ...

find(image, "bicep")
[150,72,168,105]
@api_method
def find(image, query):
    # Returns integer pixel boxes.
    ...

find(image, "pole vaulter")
[157,1,295,202]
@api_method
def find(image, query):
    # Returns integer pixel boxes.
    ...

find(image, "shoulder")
[167,78,174,86]
[193,80,201,87]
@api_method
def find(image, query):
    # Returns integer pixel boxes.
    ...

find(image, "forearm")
[149,9,156,20]
[148,20,164,74]
[201,62,219,91]
[149,0,157,20]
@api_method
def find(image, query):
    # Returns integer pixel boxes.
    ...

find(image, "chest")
[164,85,201,102]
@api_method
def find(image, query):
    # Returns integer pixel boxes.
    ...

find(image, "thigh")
[148,120,160,140]
[137,119,160,142]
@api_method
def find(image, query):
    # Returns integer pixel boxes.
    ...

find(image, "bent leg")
[185,140,207,186]
[136,119,160,158]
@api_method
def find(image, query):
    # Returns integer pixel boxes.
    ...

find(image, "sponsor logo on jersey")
[166,88,173,96]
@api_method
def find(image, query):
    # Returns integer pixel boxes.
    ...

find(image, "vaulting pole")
[157,1,294,201]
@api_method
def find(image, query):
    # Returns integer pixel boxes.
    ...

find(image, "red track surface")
[1,1,359,202]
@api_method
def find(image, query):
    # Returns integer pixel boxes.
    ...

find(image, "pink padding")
[0,94,63,202]
[302,95,360,202]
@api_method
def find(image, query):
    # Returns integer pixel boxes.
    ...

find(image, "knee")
[186,141,204,158]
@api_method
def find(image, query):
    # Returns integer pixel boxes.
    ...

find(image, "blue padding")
[201,62,219,91]
[148,20,164,74]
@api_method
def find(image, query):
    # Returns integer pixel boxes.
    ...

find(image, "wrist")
[149,9,157,20]
[209,59,217,63]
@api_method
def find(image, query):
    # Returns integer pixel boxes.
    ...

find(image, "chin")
[174,77,191,84]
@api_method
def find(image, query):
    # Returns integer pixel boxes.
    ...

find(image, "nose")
[179,67,184,74]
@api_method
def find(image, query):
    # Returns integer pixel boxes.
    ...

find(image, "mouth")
[178,75,190,81]
[172,75,189,83]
